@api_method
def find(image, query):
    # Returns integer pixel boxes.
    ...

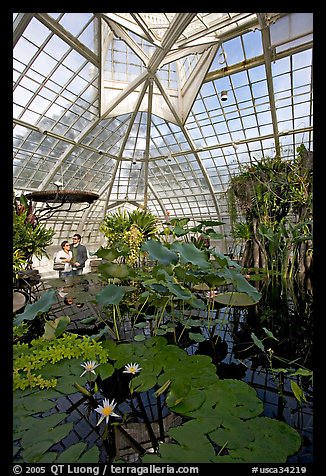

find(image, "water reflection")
[211,275,313,464]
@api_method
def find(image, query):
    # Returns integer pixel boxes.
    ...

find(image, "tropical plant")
[227,145,313,276]
[161,217,224,246]
[13,193,55,270]
[249,326,313,405]
[89,227,262,344]
[13,249,26,277]
[13,288,62,343]
[99,208,159,267]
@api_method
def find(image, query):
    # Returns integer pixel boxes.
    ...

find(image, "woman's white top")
[54,250,73,272]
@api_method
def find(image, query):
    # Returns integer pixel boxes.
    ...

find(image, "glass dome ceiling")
[13,12,313,247]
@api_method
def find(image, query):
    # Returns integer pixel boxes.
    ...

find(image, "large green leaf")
[98,262,132,279]
[78,445,100,463]
[55,442,87,463]
[18,395,56,414]
[42,316,70,340]
[222,380,263,419]
[21,418,73,463]
[196,380,263,419]
[168,387,206,414]
[53,376,76,395]
[131,373,157,393]
[232,273,262,302]
[203,273,228,287]
[14,289,57,326]
[206,231,224,239]
[22,441,59,463]
[165,281,193,301]
[209,416,255,449]
[170,225,189,237]
[36,452,58,463]
[229,417,302,463]
[188,296,207,309]
[173,415,223,435]
[98,362,115,380]
[95,247,119,262]
[168,426,215,454]
[165,379,191,407]
[145,439,215,463]
[40,358,80,380]
[171,242,211,268]
[95,284,125,305]
[142,240,179,265]
[196,220,225,228]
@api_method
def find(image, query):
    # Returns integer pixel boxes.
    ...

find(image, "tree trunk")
[304,239,313,274]
[241,240,252,267]
[297,242,307,274]
[252,218,260,268]
[252,239,260,268]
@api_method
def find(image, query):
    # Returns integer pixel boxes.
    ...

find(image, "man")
[70,233,88,276]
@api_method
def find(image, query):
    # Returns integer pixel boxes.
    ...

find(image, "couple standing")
[54,234,88,277]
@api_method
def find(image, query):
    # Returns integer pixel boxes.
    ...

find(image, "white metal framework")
[13,13,313,247]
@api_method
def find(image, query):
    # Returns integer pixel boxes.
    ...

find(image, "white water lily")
[123,362,142,375]
[95,398,120,425]
[80,360,100,377]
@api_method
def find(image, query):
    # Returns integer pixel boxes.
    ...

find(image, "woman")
[54,241,73,277]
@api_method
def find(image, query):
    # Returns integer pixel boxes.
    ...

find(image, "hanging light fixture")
[25,189,99,222]
[220,90,228,101]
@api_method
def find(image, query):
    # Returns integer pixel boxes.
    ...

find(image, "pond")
[13,274,313,464]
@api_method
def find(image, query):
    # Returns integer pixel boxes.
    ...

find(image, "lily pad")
[55,442,87,463]
[227,417,302,463]
[168,387,206,414]
[209,416,255,449]
[214,291,260,307]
